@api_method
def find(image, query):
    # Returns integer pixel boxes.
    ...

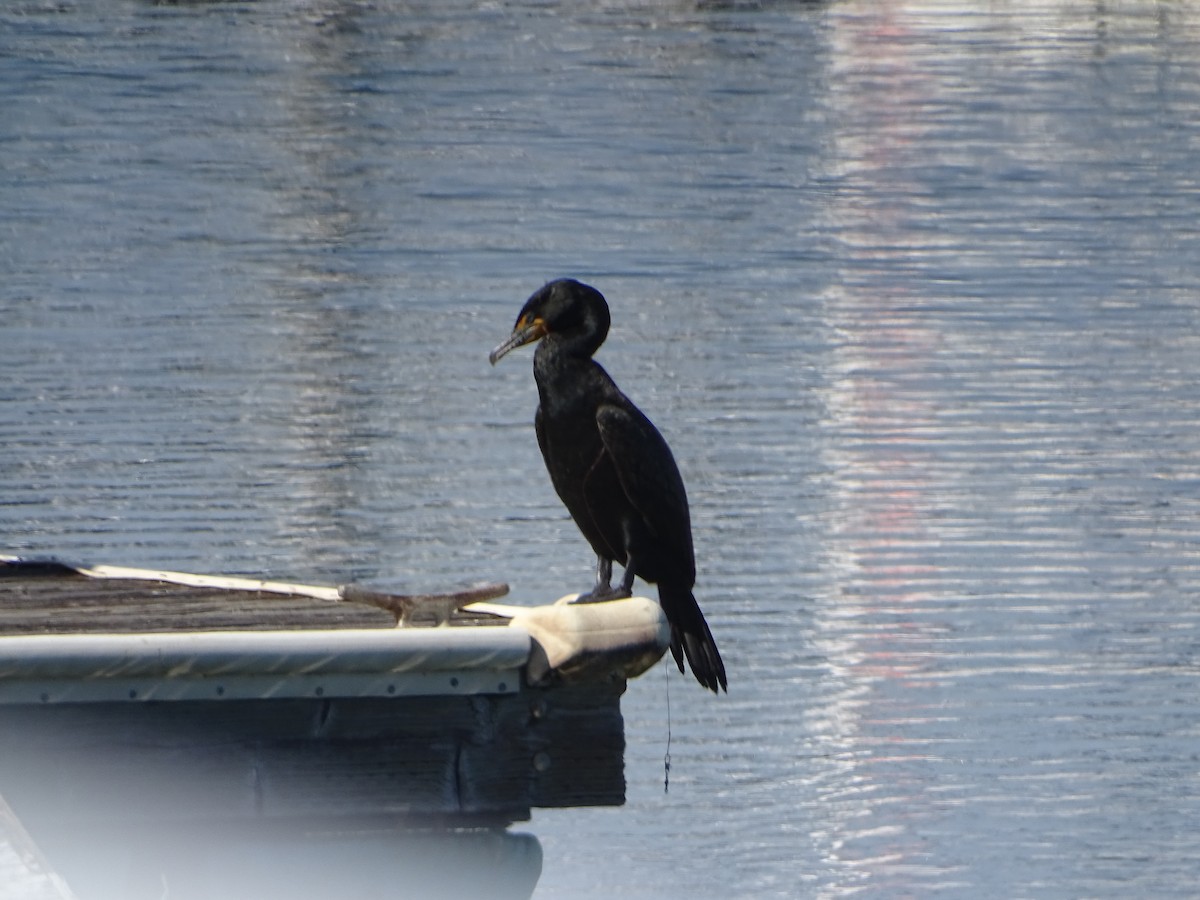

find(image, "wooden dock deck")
[0,557,670,832]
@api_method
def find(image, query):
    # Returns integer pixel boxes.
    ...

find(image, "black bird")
[490,279,727,693]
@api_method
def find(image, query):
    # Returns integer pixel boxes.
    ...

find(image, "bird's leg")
[572,555,631,603]
[616,562,636,596]
[595,556,612,593]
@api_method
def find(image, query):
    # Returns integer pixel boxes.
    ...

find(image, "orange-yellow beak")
[488,315,548,365]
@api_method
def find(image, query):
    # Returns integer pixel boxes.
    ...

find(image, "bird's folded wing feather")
[594,403,695,570]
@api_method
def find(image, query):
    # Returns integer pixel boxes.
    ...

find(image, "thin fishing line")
[663,661,672,793]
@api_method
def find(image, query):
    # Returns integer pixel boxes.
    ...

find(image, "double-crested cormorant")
[489,279,727,693]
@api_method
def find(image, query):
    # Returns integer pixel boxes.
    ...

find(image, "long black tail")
[658,581,727,693]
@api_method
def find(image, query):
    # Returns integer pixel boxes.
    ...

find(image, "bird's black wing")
[534,403,548,464]
[594,401,695,583]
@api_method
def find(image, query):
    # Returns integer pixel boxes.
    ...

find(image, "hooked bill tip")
[489,321,542,366]
[488,335,519,365]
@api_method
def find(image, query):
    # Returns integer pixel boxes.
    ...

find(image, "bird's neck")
[546,316,605,358]
[533,339,609,417]
[533,330,600,368]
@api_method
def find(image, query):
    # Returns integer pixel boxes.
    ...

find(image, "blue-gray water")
[5,1,1200,897]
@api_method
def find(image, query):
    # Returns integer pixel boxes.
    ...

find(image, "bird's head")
[489,279,611,365]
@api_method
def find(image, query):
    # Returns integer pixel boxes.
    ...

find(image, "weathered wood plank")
[0,575,391,633]
[0,561,508,634]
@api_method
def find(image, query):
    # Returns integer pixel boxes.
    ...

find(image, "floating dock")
[0,557,670,832]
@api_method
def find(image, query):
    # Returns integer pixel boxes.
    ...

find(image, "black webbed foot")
[571,584,633,604]
[571,557,636,604]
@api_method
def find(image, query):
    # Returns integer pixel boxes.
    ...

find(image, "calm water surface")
[4,0,1200,897]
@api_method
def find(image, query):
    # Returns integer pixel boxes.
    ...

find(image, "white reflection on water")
[802,2,1200,895]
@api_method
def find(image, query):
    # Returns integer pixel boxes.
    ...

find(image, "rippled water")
[4,0,1200,897]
